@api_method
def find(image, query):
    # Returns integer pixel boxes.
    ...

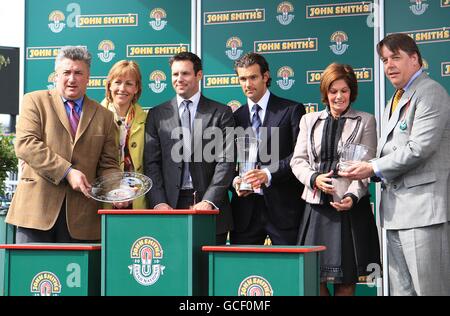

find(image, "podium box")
[0,244,101,296]
[202,245,326,296]
[0,211,15,296]
[99,209,217,296]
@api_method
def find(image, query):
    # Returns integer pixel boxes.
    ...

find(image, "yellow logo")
[149,70,167,93]
[238,275,273,296]
[276,66,295,90]
[277,2,295,25]
[30,271,62,296]
[330,31,349,55]
[225,37,244,60]
[47,72,56,90]
[128,237,165,286]
[97,40,116,63]
[127,44,189,58]
[304,103,319,113]
[204,9,265,25]
[149,8,167,30]
[48,10,66,33]
[227,100,242,112]
[255,38,318,54]
[203,74,240,88]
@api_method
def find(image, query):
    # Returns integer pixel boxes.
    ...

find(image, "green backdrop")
[25,0,191,108]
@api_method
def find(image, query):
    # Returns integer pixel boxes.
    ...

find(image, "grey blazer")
[376,72,450,230]
[290,108,377,204]
[144,95,235,234]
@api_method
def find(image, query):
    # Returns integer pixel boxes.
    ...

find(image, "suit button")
[393,185,397,189]
[131,142,137,148]
[393,146,397,151]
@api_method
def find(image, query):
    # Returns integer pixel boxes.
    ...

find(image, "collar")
[247,89,270,115]
[176,91,201,109]
[403,68,423,92]
[62,96,84,109]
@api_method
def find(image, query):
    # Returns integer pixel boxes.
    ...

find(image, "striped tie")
[252,104,262,138]
[67,100,80,138]
[390,89,404,117]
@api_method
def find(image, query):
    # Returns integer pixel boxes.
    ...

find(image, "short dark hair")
[169,52,202,74]
[377,33,423,67]
[234,52,272,87]
[320,63,358,105]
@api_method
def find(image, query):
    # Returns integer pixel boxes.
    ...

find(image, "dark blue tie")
[252,104,262,138]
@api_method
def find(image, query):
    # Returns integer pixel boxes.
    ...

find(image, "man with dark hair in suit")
[230,52,306,245]
[144,52,235,245]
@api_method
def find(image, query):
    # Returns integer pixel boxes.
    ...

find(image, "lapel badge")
[399,121,407,131]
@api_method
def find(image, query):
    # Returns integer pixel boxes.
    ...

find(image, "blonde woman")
[102,60,147,209]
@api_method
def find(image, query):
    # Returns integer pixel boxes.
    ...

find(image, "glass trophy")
[87,172,152,203]
[235,136,259,192]
[338,143,370,171]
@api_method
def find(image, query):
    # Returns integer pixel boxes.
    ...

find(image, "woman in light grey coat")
[290,63,380,296]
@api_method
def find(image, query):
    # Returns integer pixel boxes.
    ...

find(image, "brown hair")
[377,33,423,67]
[234,52,271,87]
[105,60,142,104]
[320,63,358,105]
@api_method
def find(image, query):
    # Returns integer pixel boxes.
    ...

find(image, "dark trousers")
[15,201,98,243]
[176,189,227,245]
[230,195,298,245]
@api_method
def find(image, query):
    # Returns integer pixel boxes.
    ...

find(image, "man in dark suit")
[144,52,235,244]
[230,52,306,245]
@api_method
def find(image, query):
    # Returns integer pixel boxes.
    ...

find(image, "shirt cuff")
[63,166,72,179]
[203,200,218,209]
[262,168,272,187]
[371,160,383,179]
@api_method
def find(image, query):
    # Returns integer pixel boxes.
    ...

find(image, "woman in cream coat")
[290,63,380,296]
[102,60,147,209]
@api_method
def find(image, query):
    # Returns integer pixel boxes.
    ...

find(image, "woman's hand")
[330,196,353,211]
[314,171,335,195]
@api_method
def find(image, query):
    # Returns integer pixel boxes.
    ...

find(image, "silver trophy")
[338,143,370,171]
[87,172,152,203]
[235,136,259,192]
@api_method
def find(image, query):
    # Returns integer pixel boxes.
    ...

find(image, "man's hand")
[66,168,91,198]
[338,161,374,181]
[244,169,268,190]
[192,200,213,210]
[154,203,173,210]
[112,201,132,209]
[233,176,253,197]
[330,196,353,211]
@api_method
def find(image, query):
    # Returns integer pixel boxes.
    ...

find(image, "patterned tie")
[252,104,262,138]
[390,89,404,117]
[67,100,80,138]
[180,100,193,189]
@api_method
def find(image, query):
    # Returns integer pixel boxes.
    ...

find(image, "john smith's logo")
[410,0,429,15]
[276,66,295,90]
[149,70,167,93]
[47,72,56,90]
[276,2,295,25]
[149,8,168,31]
[227,100,242,112]
[48,10,66,33]
[97,40,116,63]
[225,37,243,60]
[30,271,62,296]
[238,275,273,296]
[330,31,349,55]
[128,236,165,286]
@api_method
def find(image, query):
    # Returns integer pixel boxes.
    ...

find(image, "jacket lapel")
[75,96,97,143]
[51,90,73,139]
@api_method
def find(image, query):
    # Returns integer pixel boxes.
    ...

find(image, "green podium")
[0,210,15,296]
[99,209,217,296]
[202,245,326,296]
[0,244,101,296]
